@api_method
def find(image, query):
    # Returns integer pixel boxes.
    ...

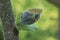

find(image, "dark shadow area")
[47,0,60,7]
[58,8,60,40]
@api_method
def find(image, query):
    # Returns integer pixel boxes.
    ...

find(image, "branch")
[47,0,60,7]
[0,0,18,40]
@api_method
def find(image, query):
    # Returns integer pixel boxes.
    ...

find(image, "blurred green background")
[0,0,58,40]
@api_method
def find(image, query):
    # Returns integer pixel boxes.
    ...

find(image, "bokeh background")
[0,0,58,40]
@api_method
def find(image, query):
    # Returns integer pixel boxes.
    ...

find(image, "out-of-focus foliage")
[0,19,3,40]
[11,0,58,40]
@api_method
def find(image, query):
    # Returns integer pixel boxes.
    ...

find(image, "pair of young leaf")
[16,8,42,32]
